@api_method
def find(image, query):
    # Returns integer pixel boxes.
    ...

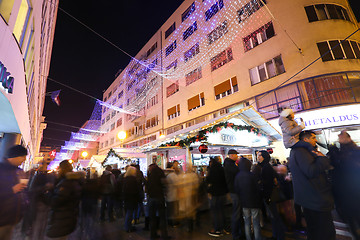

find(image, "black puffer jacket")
[258,159,277,201]
[46,172,82,238]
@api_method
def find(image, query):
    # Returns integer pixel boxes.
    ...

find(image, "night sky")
[42,0,360,149]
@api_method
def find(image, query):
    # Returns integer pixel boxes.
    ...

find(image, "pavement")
[12,205,353,240]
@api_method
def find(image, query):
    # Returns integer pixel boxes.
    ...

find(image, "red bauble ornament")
[198,144,208,153]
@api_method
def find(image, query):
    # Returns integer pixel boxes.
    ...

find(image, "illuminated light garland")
[113,0,272,114]
[159,121,264,148]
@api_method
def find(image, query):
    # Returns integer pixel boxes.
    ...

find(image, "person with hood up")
[234,157,262,240]
[46,160,83,239]
[289,130,335,240]
[257,150,286,240]
[0,145,28,240]
[99,165,116,222]
[278,108,305,149]
[206,156,228,237]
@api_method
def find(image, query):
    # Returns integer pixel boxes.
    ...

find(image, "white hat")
[280,108,294,117]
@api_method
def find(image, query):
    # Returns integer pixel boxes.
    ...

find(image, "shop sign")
[0,60,14,94]
[221,133,236,144]
[269,104,360,131]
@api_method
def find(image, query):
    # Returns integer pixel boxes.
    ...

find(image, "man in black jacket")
[223,149,244,240]
[207,156,228,237]
[289,130,335,240]
[0,145,28,240]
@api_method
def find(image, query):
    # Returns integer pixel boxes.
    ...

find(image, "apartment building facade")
[98,0,360,158]
[0,0,58,168]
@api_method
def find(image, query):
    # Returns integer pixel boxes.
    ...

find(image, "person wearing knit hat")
[0,145,28,240]
[278,107,305,149]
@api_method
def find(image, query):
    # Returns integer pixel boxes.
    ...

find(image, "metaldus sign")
[0,60,14,94]
[269,104,360,131]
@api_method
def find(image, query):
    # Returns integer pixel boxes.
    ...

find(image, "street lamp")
[117,130,127,148]
[81,151,88,158]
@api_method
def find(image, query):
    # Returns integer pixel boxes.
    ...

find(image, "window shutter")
[317,42,333,61]
[305,6,318,22]
[231,76,238,86]
[167,106,177,116]
[188,95,200,110]
[214,80,231,96]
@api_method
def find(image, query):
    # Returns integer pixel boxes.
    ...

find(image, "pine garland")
[159,122,263,148]
[102,148,131,167]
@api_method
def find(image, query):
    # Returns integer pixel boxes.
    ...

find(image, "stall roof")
[142,106,281,151]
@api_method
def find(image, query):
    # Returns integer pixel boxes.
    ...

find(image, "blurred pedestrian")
[166,160,181,227]
[46,160,83,239]
[0,145,28,240]
[100,165,116,222]
[147,163,170,240]
[123,166,141,232]
[207,156,228,237]
[328,130,360,239]
[289,130,335,240]
[257,150,286,240]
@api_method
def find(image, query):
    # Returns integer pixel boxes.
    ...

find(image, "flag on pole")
[51,90,61,106]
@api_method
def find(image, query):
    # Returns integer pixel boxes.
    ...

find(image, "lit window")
[182,2,196,22]
[243,22,275,51]
[238,0,266,23]
[249,55,285,85]
[210,47,233,71]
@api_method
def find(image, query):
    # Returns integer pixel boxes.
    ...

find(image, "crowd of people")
[0,107,359,240]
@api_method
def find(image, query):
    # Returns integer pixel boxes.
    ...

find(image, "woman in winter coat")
[278,108,305,149]
[123,166,141,232]
[46,160,83,239]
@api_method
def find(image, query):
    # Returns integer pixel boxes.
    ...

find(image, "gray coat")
[279,116,303,148]
[289,141,334,211]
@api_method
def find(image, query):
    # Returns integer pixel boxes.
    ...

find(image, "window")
[104,97,107,102]
[238,0,266,23]
[210,47,233,71]
[111,123,115,131]
[182,2,195,22]
[102,119,105,125]
[106,115,110,122]
[111,111,116,118]
[146,42,158,57]
[116,118,122,127]
[317,40,360,62]
[13,0,31,44]
[243,21,274,51]
[118,90,123,99]
[108,91,112,98]
[188,92,205,111]
[0,0,15,22]
[186,66,202,86]
[205,0,224,21]
[305,4,351,23]
[146,116,159,129]
[165,40,177,57]
[166,81,179,97]
[184,43,200,62]
[214,76,238,100]
[249,55,285,85]
[168,104,181,120]
[105,141,108,147]
[208,20,228,45]
[146,59,158,73]
[166,60,177,72]
[165,22,176,39]
[110,138,114,145]
[147,95,158,109]
[183,22,198,41]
